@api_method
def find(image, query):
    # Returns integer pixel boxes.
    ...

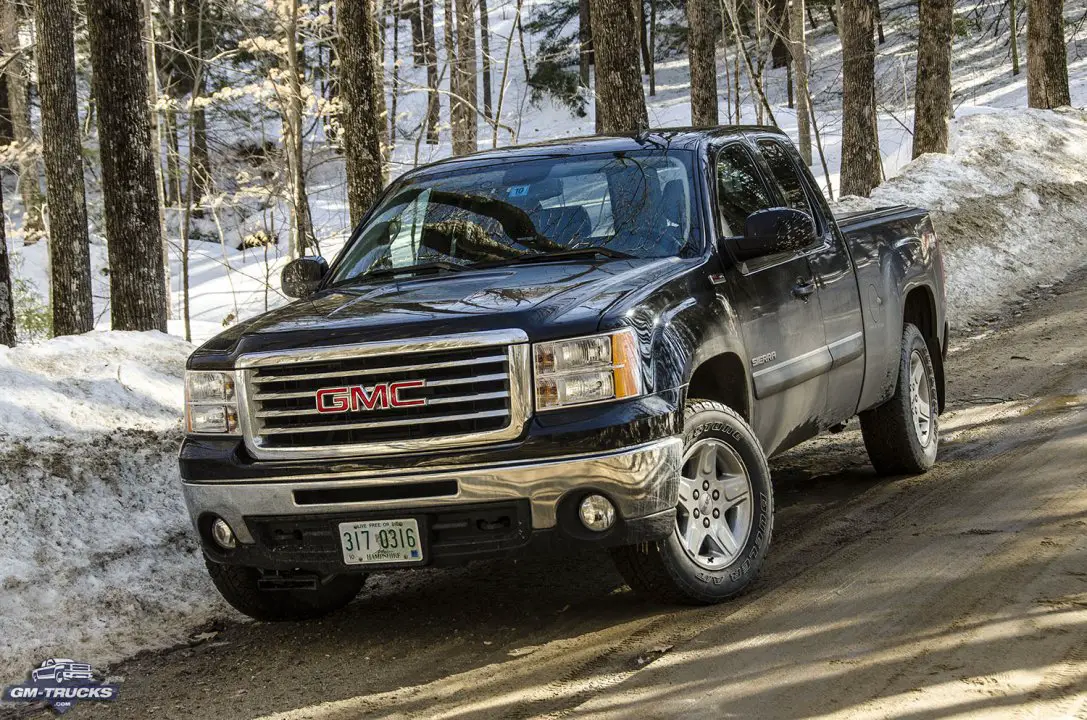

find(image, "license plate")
[338,518,423,566]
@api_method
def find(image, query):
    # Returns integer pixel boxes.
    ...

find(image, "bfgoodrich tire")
[859,323,940,476]
[205,560,366,621]
[611,400,774,605]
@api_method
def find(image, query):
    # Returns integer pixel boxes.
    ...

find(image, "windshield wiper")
[360,260,468,279]
[477,247,634,268]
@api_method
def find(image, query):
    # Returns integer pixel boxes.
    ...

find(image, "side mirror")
[730,208,817,263]
[281,256,329,299]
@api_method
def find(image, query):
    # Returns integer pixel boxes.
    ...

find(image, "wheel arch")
[685,352,753,423]
[902,285,945,413]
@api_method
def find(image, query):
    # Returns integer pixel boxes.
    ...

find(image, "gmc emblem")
[315,380,427,413]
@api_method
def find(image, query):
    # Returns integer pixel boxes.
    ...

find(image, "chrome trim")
[236,330,533,461]
[182,437,683,541]
[250,354,509,384]
[257,408,510,435]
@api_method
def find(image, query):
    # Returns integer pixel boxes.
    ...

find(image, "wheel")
[859,322,939,475]
[205,560,366,621]
[611,400,774,604]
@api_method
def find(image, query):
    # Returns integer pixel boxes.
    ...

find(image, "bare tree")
[578,0,591,87]
[338,0,386,224]
[0,178,13,345]
[0,0,44,244]
[789,0,811,164]
[912,0,952,157]
[687,0,718,125]
[1010,0,1021,76]
[839,0,880,197]
[1026,0,1070,108]
[589,0,648,134]
[452,0,478,153]
[36,0,94,336]
[479,0,492,120]
[421,0,440,143]
[283,0,316,256]
[87,0,168,331]
[185,0,212,206]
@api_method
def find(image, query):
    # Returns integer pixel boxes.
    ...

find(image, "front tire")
[611,400,774,604]
[860,322,940,475]
[206,560,366,621]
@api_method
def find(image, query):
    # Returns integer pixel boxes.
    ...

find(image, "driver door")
[713,141,829,456]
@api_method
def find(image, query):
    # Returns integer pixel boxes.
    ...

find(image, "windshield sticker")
[507,185,530,197]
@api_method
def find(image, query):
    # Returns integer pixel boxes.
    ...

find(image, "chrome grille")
[237,330,531,460]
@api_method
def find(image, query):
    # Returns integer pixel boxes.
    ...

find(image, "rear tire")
[611,400,774,605]
[860,323,940,475]
[205,560,366,621]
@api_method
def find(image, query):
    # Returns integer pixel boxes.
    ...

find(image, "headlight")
[533,329,644,410]
[185,371,240,435]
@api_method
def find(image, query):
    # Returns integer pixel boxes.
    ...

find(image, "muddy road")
[33,271,1087,719]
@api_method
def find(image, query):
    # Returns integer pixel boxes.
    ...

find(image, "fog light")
[210,517,237,549]
[578,494,616,532]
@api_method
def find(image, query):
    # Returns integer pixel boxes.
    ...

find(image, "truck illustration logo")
[3,659,120,714]
[315,379,427,413]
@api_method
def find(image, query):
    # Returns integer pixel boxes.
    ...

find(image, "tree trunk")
[87,0,168,332]
[648,0,656,95]
[452,0,478,154]
[408,0,425,64]
[0,0,44,245]
[284,0,316,256]
[1010,0,1020,76]
[0,162,14,344]
[337,0,386,225]
[790,0,811,164]
[687,0,718,126]
[873,0,885,43]
[390,0,400,150]
[165,107,182,203]
[186,0,211,206]
[1026,0,1070,108]
[839,0,880,197]
[444,0,460,143]
[479,0,492,120]
[421,0,440,143]
[638,0,651,75]
[373,0,389,177]
[578,0,591,87]
[141,0,171,317]
[36,0,94,336]
[589,0,648,134]
[912,0,952,158]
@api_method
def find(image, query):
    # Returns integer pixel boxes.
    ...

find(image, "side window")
[756,139,815,221]
[716,144,773,237]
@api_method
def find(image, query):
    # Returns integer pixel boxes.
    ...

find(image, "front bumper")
[185,437,682,571]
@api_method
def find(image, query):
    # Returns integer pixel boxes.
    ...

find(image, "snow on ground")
[3,0,1087,682]
[834,107,1087,322]
[0,333,225,680]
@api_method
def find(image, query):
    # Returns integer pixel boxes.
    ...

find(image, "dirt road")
[27,271,1087,719]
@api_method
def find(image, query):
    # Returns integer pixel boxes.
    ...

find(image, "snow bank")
[0,332,225,680]
[833,107,1087,323]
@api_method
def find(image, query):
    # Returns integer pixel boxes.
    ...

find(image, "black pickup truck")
[181,127,948,620]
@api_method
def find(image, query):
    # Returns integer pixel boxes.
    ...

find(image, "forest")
[0,0,1081,347]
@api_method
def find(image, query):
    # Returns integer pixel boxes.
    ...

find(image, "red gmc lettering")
[315,380,427,413]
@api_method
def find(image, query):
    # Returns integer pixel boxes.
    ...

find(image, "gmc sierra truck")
[181,127,948,620]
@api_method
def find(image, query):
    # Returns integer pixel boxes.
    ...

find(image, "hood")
[195,257,691,360]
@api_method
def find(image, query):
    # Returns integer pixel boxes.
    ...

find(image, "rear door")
[712,141,829,456]
[752,136,866,424]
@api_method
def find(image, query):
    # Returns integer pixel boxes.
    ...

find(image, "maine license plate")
[338,518,423,566]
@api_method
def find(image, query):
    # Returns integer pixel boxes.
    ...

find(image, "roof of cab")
[403,125,786,178]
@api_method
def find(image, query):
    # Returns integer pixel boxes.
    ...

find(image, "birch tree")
[36,0,94,335]
[87,0,168,331]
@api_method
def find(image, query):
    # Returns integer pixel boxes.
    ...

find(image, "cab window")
[756,139,818,230]
[715,143,773,237]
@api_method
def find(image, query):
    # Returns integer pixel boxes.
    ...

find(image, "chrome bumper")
[182,437,683,544]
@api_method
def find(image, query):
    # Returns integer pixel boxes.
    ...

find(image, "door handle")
[792,279,816,300]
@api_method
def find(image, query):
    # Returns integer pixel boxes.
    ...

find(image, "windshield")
[328,149,700,284]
